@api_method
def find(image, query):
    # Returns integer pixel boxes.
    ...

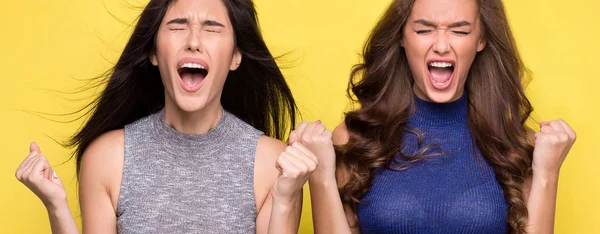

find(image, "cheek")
[404,43,428,82]
[206,41,235,68]
[155,38,173,65]
[453,39,480,78]
[209,43,233,60]
[453,39,480,58]
[154,38,178,83]
[403,35,430,62]
[156,31,186,58]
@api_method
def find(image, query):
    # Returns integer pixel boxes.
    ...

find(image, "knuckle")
[296,163,308,171]
[318,136,331,143]
[285,146,294,153]
[302,135,312,143]
[276,156,284,165]
[308,162,317,171]
[549,135,561,145]
[557,133,569,141]
[298,169,307,176]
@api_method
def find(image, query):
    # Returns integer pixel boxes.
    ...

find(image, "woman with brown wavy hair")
[294,0,577,233]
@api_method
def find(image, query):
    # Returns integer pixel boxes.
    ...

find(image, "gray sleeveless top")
[116,109,263,233]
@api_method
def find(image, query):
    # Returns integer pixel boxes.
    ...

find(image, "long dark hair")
[68,0,297,175]
[336,0,534,233]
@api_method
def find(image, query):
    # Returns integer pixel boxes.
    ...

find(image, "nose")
[186,29,203,53]
[432,30,450,55]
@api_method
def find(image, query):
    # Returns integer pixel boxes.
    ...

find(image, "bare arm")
[47,203,79,234]
[308,122,359,234]
[78,130,125,234]
[266,190,303,234]
[525,120,576,234]
[525,173,559,234]
[254,136,312,234]
[309,169,358,234]
[16,142,79,234]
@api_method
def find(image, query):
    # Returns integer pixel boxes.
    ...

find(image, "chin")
[173,95,210,113]
[423,85,461,103]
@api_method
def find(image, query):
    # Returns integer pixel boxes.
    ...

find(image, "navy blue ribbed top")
[356,93,509,234]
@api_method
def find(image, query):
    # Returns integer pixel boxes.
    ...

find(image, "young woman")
[300,0,577,233]
[15,0,318,233]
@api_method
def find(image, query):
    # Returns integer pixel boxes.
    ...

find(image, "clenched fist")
[15,142,67,209]
[532,119,577,177]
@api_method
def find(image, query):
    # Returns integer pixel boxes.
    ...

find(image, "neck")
[411,90,469,128]
[412,85,465,103]
[163,100,223,135]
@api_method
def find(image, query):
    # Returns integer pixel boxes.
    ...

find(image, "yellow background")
[1,0,598,233]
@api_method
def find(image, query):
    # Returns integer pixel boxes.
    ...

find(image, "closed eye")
[453,31,470,35]
[415,30,433,34]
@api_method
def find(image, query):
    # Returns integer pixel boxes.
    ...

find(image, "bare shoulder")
[333,122,350,146]
[256,135,287,158]
[253,135,286,211]
[332,122,352,189]
[79,129,125,210]
[80,129,125,174]
[254,135,286,184]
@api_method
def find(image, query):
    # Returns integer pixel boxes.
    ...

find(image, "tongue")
[429,67,453,83]
[181,72,204,86]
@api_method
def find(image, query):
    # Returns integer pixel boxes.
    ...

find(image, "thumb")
[288,131,299,145]
[30,142,41,153]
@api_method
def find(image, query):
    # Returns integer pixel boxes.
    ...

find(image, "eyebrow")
[166,18,225,27]
[413,19,471,28]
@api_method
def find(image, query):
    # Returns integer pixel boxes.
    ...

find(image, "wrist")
[46,201,71,217]
[532,170,560,185]
[271,192,300,210]
[309,174,338,188]
[43,199,69,212]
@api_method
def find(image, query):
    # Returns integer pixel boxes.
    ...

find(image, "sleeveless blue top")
[357,93,509,234]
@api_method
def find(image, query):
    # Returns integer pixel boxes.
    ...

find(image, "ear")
[230,48,242,71]
[477,38,486,52]
[149,53,158,66]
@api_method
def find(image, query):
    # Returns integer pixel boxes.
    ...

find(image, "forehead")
[409,0,479,24]
[163,0,231,25]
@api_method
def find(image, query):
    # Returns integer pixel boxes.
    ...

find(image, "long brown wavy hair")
[336,0,534,233]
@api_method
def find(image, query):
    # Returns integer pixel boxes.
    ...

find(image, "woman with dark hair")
[14,0,317,233]
[300,0,576,233]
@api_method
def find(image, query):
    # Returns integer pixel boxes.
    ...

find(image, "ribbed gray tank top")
[116,109,263,233]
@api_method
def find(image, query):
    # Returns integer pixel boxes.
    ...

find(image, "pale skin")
[15,0,317,233]
[303,0,577,233]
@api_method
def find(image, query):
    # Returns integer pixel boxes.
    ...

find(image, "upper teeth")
[429,62,453,68]
[181,63,205,69]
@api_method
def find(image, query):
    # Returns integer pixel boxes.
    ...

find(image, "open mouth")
[178,62,208,92]
[427,61,455,90]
